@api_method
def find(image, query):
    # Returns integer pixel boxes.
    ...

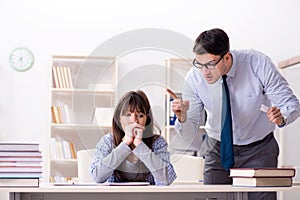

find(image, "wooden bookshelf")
[278,54,300,69]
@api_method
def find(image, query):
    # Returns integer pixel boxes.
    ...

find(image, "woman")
[89,90,176,185]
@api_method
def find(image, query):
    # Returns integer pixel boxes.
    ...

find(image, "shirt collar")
[226,50,237,78]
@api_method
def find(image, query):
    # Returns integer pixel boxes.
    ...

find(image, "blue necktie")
[221,75,234,171]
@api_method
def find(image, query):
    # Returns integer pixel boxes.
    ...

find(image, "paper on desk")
[53,182,150,186]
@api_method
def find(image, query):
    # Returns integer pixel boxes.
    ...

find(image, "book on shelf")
[62,66,73,89]
[51,106,61,123]
[56,141,64,160]
[50,138,58,160]
[0,143,39,152]
[0,177,39,187]
[52,105,72,124]
[57,106,63,123]
[62,140,71,159]
[232,177,293,187]
[52,66,60,88]
[66,66,74,89]
[69,142,77,159]
[50,138,77,160]
[56,66,64,89]
[59,66,67,88]
[60,105,71,124]
[52,66,73,89]
[230,167,296,178]
[62,66,70,89]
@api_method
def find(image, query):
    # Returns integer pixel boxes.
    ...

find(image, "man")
[172,28,300,200]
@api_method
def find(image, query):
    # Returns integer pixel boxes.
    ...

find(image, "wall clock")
[9,47,34,72]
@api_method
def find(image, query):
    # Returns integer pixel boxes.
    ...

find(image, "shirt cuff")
[278,117,287,128]
[118,141,132,154]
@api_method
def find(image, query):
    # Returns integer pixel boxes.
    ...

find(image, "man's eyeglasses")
[192,54,226,70]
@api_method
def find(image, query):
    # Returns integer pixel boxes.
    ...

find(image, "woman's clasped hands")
[123,122,145,147]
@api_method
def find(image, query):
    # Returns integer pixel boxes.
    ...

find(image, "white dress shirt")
[175,49,300,145]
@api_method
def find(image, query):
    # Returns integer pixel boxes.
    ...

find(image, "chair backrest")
[77,149,95,183]
[170,154,204,182]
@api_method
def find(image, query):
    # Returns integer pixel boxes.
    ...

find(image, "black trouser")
[201,133,278,200]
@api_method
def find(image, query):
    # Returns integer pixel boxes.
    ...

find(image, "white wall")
[1,0,300,199]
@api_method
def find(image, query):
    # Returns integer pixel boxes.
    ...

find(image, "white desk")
[3,182,300,200]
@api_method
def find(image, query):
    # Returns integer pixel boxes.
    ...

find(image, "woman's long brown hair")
[111,90,160,181]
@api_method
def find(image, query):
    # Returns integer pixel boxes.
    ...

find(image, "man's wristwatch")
[279,117,287,127]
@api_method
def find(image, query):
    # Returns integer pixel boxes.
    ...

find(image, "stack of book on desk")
[0,142,42,187]
[230,167,296,187]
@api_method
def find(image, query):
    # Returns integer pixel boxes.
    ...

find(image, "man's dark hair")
[193,28,230,56]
